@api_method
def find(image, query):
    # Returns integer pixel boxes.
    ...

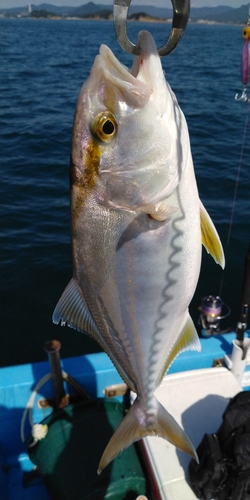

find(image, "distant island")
[0,2,249,24]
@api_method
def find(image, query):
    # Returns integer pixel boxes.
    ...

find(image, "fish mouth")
[98,30,163,109]
[130,30,162,83]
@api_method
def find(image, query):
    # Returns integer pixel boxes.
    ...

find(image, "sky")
[0,1,246,10]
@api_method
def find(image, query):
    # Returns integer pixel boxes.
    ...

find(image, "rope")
[20,370,91,444]
[20,372,52,443]
[21,371,68,443]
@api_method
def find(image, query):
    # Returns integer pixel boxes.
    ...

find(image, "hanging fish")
[53,30,225,473]
[235,25,250,102]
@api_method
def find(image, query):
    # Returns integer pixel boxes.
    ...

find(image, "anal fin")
[158,314,201,384]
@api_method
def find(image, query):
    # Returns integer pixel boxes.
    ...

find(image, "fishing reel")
[198,295,230,336]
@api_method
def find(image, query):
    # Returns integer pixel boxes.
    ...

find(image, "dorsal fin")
[52,278,137,391]
[52,278,101,340]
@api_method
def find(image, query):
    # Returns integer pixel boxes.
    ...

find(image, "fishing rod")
[233,8,250,345]
[200,7,250,337]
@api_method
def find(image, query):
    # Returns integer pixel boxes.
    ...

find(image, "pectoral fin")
[200,201,225,269]
[141,202,178,221]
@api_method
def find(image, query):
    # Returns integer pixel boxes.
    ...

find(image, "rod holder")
[44,340,66,410]
[224,339,250,387]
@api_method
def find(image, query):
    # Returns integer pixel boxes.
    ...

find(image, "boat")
[1,2,250,499]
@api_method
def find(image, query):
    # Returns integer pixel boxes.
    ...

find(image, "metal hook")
[235,86,250,103]
[113,0,190,56]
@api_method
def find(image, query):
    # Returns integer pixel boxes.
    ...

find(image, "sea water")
[1,18,249,366]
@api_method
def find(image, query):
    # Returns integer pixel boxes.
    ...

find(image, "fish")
[53,30,225,473]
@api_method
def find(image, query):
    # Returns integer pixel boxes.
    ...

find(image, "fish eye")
[91,112,117,143]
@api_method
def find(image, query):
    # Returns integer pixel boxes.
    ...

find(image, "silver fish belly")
[53,30,225,473]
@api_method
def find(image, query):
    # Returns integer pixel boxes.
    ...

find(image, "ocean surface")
[1,18,249,367]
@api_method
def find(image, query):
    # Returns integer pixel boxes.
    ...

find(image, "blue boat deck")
[1,331,249,500]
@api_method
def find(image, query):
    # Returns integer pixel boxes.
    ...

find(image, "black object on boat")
[189,391,250,500]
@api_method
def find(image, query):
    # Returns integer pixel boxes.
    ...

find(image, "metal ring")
[113,0,190,56]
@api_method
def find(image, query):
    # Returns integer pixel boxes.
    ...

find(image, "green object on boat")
[25,398,147,500]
